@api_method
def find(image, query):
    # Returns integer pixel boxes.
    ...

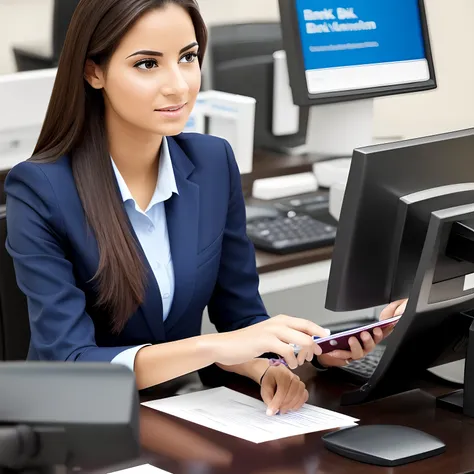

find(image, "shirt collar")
[111,137,178,212]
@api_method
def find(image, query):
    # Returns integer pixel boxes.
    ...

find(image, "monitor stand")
[436,316,474,416]
[252,99,375,199]
[305,99,375,158]
[271,50,375,158]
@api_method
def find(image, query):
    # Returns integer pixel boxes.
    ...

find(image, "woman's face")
[86,4,201,137]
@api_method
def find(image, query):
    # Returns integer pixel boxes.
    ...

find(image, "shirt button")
[163,293,170,299]
[155,262,161,269]
[148,225,154,233]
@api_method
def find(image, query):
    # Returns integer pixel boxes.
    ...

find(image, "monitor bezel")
[278,0,437,106]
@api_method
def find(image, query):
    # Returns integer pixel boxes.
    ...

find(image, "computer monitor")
[325,128,474,415]
[278,0,437,157]
[208,23,309,152]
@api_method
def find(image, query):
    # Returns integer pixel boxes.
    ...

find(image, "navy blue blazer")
[5,133,269,362]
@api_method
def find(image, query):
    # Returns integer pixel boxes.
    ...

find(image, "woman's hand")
[208,315,328,370]
[379,298,408,326]
[260,364,308,416]
[316,299,408,368]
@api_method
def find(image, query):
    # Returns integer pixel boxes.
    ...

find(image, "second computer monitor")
[279,0,437,106]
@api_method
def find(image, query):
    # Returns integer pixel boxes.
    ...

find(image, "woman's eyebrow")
[126,41,199,59]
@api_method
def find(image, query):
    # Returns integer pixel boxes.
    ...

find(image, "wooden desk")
[253,226,333,295]
[135,366,474,474]
[256,245,333,275]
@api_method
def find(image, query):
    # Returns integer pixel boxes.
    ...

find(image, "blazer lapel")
[164,137,199,332]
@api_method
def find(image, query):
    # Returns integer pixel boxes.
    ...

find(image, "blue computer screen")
[295,0,430,94]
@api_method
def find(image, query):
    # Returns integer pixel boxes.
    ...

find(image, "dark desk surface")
[132,365,474,474]
[255,245,333,274]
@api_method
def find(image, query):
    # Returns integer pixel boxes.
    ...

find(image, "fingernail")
[324,328,331,335]
[314,346,322,356]
[266,408,274,416]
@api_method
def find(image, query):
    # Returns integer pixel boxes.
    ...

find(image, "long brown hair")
[31,0,208,333]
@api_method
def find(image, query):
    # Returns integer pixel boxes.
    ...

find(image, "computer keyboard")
[338,345,385,383]
[246,213,337,254]
[332,343,465,386]
[273,193,330,216]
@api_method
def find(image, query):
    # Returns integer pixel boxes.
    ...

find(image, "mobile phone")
[312,315,402,354]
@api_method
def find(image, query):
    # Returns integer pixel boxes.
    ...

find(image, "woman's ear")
[84,59,105,89]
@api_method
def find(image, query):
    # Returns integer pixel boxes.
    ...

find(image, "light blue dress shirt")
[110,137,178,371]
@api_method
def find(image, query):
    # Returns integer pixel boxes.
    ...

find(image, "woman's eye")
[180,53,198,64]
[135,59,157,70]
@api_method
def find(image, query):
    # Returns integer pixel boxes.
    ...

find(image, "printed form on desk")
[141,387,358,444]
[109,464,171,474]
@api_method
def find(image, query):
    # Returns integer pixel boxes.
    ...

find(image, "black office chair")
[0,206,30,360]
[12,0,80,72]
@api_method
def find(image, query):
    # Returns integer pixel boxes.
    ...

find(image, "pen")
[269,331,330,367]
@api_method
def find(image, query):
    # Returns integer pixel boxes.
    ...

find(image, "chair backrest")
[52,0,81,59]
[0,206,30,360]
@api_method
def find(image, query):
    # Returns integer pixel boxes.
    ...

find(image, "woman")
[5,0,404,415]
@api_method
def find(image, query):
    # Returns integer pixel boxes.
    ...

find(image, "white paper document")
[142,387,358,444]
[108,464,171,474]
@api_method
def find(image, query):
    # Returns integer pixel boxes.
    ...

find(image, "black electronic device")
[0,363,139,474]
[322,425,445,467]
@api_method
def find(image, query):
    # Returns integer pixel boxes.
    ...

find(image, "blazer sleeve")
[207,140,270,333]
[5,162,137,362]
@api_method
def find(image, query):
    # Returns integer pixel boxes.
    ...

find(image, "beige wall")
[374,0,474,139]
[1,0,473,139]
[0,0,53,76]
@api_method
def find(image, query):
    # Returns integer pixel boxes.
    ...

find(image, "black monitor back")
[326,128,474,313]
[209,23,308,150]
[209,23,283,68]
[53,0,81,60]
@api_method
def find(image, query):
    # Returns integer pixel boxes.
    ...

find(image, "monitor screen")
[279,0,436,106]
